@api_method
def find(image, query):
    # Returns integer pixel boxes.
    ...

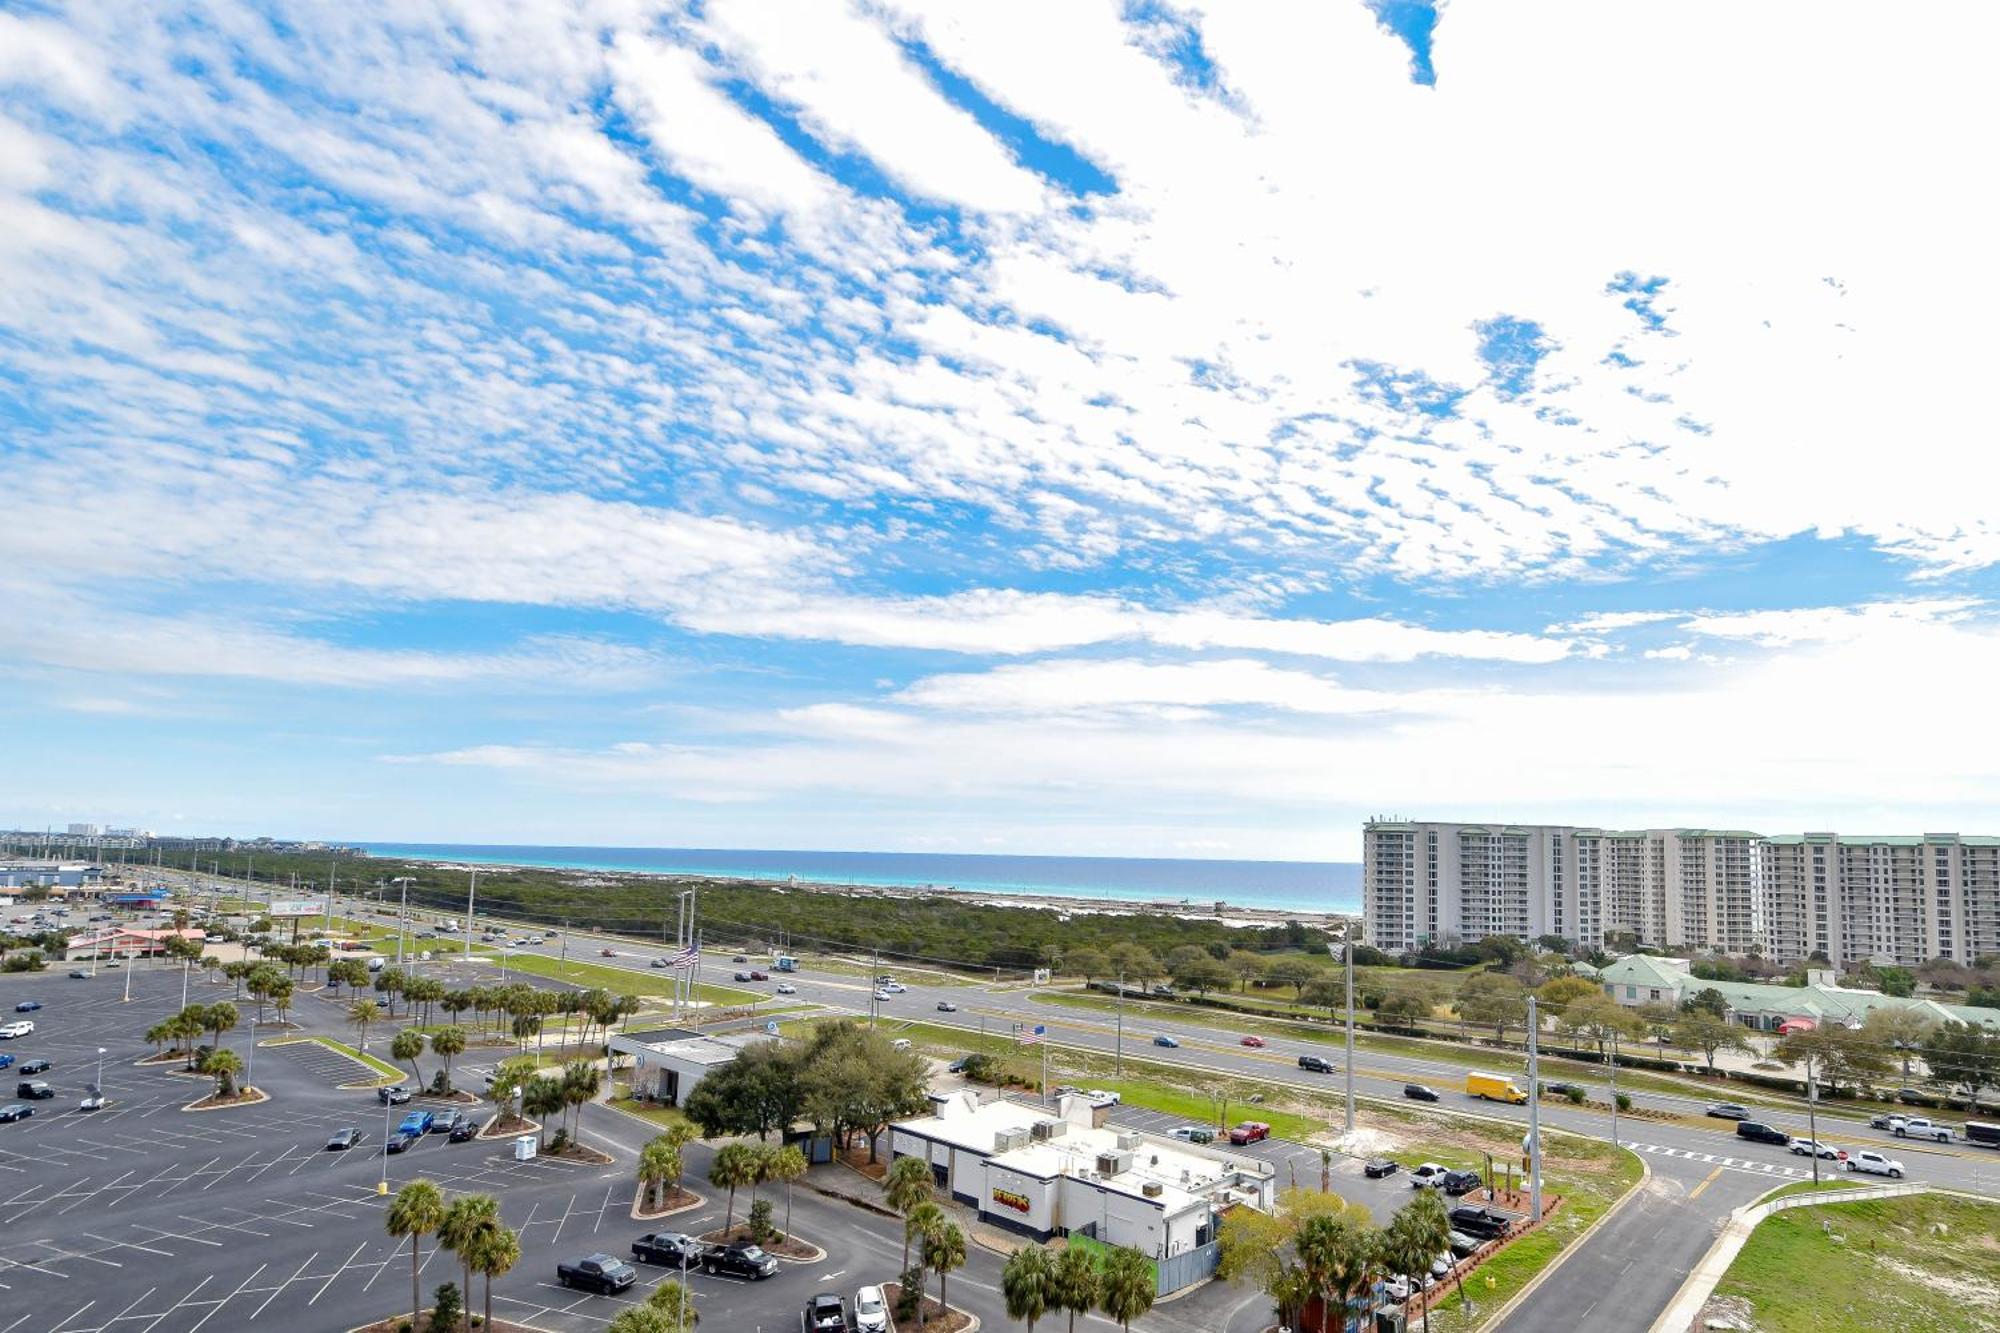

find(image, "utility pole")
[870,947,880,1028]
[464,868,477,961]
[1607,1029,1621,1149]
[1527,995,1542,1222]
[1343,933,1356,1136]
[1807,1061,1822,1186]
[392,877,412,966]
[1115,972,1125,1077]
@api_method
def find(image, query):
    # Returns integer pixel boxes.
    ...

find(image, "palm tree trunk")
[484,1273,493,1333]
[726,1184,737,1232]
[410,1235,421,1331]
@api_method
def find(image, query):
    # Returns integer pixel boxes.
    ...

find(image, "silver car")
[852,1286,889,1333]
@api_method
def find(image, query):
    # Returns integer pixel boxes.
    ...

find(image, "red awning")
[1777,1018,1817,1035]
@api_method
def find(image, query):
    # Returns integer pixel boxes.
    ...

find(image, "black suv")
[1298,1054,1335,1073]
[15,1081,54,1100]
[1440,1169,1482,1196]
[1403,1083,1440,1102]
[1736,1121,1790,1146]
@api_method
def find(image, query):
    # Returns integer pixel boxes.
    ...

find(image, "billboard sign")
[267,899,326,918]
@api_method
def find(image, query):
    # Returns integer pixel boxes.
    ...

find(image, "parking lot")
[0,960,943,1333]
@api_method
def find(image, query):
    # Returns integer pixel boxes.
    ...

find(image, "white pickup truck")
[1844,1149,1905,1178]
[1892,1117,1952,1143]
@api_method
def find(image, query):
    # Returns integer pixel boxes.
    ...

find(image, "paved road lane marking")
[1687,1166,1724,1200]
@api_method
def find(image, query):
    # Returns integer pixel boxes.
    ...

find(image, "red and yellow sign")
[992,1188,1032,1214]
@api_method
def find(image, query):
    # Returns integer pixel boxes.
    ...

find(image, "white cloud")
[895,657,1414,716]
[1680,599,1979,647]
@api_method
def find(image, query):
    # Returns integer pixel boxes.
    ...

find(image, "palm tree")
[512,1011,541,1052]
[710,1142,760,1235]
[1051,1245,1100,1333]
[432,1025,466,1092]
[391,1028,425,1085]
[765,1144,808,1240]
[904,1201,944,1286]
[1384,1189,1451,1333]
[145,1020,170,1058]
[645,1277,699,1329]
[271,985,293,1029]
[204,1000,238,1050]
[348,997,380,1051]
[438,1194,499,1331]
[465,1218,520,1333]
[884,1154,934,1275]
[1097,1245,1154,1331]
[1001,1244,1056,1331]
[523,1075,565,1148]
[560,1059,600,1138]
[385,1178,446,1333]
[201,1047,245,1100]
[638,1135,683,1213]
[922,1218,967,1321]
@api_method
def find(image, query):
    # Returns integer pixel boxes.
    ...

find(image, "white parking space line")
[249,1253,317,1319]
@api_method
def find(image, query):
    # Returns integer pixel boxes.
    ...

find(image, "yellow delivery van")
[1465,1072,1528,1104]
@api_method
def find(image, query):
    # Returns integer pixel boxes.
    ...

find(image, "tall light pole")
[391,877,413,965]
[122,946,134,1002]
[1326,933,1357,1135]
[245,1018,258,1092]
[1115,972,1125,1077]
[96,1046,105,1100]
[1607,1029,1621,1149]
[463,868,477,961]
[1806,1058,1822,1186]
[1526,996,1542,1222]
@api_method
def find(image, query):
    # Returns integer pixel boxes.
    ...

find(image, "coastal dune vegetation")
[184,851,1335,972]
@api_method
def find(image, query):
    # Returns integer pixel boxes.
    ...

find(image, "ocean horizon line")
[354,841,1362,915]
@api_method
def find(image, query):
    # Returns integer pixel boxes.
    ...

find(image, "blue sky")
[3,1,1997,859]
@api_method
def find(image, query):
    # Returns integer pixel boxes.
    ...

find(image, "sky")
[3,0,1999,861]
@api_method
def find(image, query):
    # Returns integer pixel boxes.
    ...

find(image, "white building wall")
[979,1162,1056,1233]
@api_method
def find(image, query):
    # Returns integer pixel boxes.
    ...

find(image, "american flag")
[1018,1024,1046,1047]
[666,945,699,970]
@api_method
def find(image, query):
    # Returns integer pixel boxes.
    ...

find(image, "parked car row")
[555,1235,888,1333]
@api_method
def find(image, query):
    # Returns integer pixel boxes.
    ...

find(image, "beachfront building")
[1365,819,1999,964]
[888,1091,1273,1292]
[1364,821,1761,955]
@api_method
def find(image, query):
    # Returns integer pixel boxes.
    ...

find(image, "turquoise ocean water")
[358,843,1359,915]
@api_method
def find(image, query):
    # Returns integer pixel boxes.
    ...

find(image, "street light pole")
[464,869,477,961]
[1343,933,1356,1136]
[1608,1030,1621,1149]
[1527,996,1542,1222]
[392,877,413,966]
[1807,1062,1821,1186]
[1115,972,1124,1077]
[122,947,133,1002]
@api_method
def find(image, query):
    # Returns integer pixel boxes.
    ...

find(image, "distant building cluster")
[1,828,365,858]
[1363,820,2000,967]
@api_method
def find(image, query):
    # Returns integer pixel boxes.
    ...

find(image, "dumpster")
[514,1134,537,1161]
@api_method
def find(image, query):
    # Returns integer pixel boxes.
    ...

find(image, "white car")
[883,982,906,993]
[775,983,797,994]
[852,1285,889,1333]
[1409,1162,1450,1189]
[0,1021,33,1039]
[1788,1139,1845,1160]
[1084,1089,1121,1106]
[873,990,893,1002]
[1844,1149,1905,1178]
[1894,1118,1951,1143]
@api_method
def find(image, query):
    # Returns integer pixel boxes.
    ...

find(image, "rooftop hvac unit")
[1141,1181,1164,1198]
[995,1128,1030,1152]
[1096,1150,1133,1177]
[1116,1132,1142,1150]
[1030,1119,1067,1141]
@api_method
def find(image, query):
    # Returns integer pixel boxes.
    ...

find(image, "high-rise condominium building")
[1761,833,2000,967]
[1360,821,1785,960]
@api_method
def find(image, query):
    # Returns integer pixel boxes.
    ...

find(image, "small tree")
[766,1143,807,1239]
[885,1154,934,1275]
[201,1047,245,1100]
[710,1142,760,1234]
[385,1179,446,1333]
[1097,1246,1154,1331]
[746,1198,776,1246]
[348,997,380,1052]
[1051,1243,1100,1333]
[1383,1189,1451,1333]
[922,1217,967,1320]
[522,1075,565,1148]
[638,1134,684,1213]
[1001,1244,1056,1331]
[391,1028,426,1086]
[466,1218,520,1333]
[430,1281,462,1333]
[431,1025,466,1092]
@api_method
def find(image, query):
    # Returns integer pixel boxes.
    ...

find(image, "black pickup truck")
[556,1253,637,1294]
[697,1241,779,1280]
[631,1232,702,1266]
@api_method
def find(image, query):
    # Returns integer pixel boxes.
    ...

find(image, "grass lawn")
[606,1085,694,1133]
[264,1033,403,1084]
[470,949,761,1006]
[1710,1193,2000,1331]
[785,1015,1325,1141]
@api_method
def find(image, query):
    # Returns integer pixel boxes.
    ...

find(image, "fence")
[1155,1239,1220,1294]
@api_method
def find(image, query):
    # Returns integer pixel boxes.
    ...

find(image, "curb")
[1479,1145,1651,1331]
[1645,1180,1998,1333]
[182,1086,272,1112]
[631,1187,707,1221]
